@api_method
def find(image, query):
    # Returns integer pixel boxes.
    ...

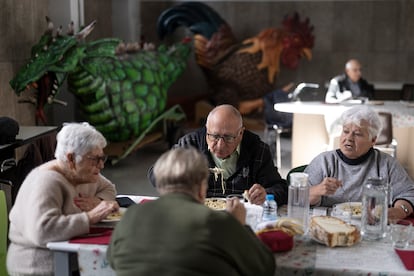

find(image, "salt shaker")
[287,172,310,233]
[361,177,388,241]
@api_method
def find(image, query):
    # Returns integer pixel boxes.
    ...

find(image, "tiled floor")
[102,132,292,197]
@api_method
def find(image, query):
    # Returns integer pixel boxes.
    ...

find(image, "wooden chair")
[375,112,397,157]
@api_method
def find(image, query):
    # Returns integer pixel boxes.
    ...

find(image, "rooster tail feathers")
[157,1,226,40]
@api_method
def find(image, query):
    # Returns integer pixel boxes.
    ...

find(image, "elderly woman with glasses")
[305,105,414,220]
[7,122,118,276]
[148,104,288,206]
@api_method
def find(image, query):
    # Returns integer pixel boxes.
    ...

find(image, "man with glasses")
[149,104,288,206]
[325,59,375,103]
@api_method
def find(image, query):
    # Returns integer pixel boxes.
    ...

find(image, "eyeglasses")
[86,154,108,166]
[207,127,244,144]
[207,133,238,143]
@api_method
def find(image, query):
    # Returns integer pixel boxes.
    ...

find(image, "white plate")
[101,207,127,222]
[334,202,362,219]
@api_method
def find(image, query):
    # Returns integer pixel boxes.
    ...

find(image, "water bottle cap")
[266,194,274,200]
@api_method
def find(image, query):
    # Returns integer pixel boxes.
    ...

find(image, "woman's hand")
[87,200,119,224]
[310,177,342,205]
[226,197,246,225]
[74,194,102,211]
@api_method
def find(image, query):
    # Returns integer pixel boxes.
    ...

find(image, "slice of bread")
[309,216,361,247]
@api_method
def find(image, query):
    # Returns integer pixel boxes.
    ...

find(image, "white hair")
[54,122,107,163]
[154,147,208,193]
[340,106,382,139]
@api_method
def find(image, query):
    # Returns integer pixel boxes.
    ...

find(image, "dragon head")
[9,17,96,124]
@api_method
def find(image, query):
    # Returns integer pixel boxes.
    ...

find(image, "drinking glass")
[390,219,413,249]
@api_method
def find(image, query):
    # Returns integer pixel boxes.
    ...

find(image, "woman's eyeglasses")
[86,155,108,166]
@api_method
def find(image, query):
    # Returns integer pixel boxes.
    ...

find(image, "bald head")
[205,104,244,159]
[345,59,362,83]
[206,104,243,129]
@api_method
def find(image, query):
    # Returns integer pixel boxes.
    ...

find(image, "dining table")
[46,195,414,276]
[274,100,414,180]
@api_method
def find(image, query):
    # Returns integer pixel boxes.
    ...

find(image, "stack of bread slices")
[309,216,360,247]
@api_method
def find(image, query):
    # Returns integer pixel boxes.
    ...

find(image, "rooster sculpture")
[157,2,315,111]
[10,17,191,147]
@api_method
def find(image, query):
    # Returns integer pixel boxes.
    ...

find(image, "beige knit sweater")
[6,161,116,275]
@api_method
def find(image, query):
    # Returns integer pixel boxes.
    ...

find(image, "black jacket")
[148,127,288,206]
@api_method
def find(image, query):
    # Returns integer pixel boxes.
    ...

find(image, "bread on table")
[309,216,360,247]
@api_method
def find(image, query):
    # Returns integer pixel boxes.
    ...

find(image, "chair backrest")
[0,190,8,276]
[401,84,414,101]
[376,112,393,145]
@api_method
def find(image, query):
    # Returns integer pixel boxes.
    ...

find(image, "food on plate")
[102,208,126,221]
[105,211,122,220]
[342,203,362,217]
[309,216,360,247]
[335,202,362,218]
[204,198,227,210]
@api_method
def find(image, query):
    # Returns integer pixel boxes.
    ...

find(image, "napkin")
[257,230,294,252]
[139,198,154,204]
[395,249,414,270]
[69,228,113,245]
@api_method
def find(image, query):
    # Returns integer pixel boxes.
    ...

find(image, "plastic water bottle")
[262,194,278,221]
[361,177,388,240]
[287,172,310,233]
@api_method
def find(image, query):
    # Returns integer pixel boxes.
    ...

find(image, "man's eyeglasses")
[207,133,238,144]
[86,155,108,166]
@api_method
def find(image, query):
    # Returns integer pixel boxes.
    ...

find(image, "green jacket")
[107,193,275,276]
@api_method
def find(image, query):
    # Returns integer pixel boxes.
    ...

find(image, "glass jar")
[287,172,310,233]
[361,177,388,241]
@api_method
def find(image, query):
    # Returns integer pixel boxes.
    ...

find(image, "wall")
[1,0,414,126]
[139,1,414,101]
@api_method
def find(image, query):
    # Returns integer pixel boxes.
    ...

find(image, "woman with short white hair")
[7,122,118,276]
[305,105,414,221]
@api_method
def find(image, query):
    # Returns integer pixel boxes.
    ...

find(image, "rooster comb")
[282,13,315,48]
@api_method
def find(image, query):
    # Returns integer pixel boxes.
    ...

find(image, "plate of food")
[334,202,362,219]
[101,207,127,222]
[204,198,227,210]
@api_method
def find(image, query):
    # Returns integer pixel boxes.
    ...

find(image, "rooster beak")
[302,48,312,60]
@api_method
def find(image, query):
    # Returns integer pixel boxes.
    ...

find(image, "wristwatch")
[400,204,410,215]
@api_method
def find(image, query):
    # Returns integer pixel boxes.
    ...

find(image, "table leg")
[53,251,73,276]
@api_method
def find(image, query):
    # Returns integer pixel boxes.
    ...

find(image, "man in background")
[325,59,375,103]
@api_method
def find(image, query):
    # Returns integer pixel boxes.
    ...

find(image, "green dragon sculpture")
[10,18,191,145]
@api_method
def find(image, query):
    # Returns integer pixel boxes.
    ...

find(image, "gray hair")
[340,105,382,139]
[154,147,209,193]
[54,122,107,163]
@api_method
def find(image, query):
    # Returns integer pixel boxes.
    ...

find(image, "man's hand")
[248,184,267,205]
[226,197,246,225]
